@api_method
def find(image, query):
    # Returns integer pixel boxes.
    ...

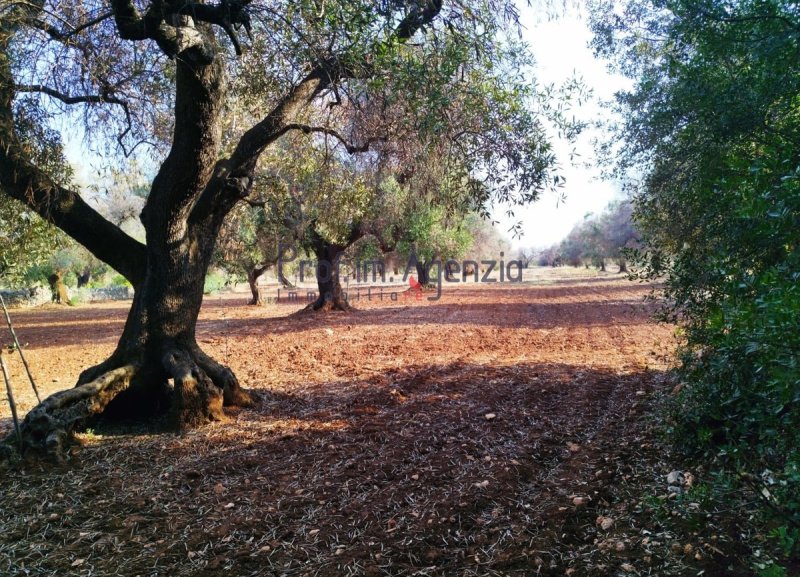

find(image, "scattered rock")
[572,496,590,506]
[475,480,490,489]
[596,516,615,530]
[666,470,684,485]
[484,413,496,421]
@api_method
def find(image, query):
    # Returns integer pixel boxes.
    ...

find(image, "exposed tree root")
[162,348,224,429]
[192,345,253,407]
[1,342,255,463]
[2,365,138,461]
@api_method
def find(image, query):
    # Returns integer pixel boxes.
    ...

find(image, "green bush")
[203,269,229,295]
[108,273,131,288]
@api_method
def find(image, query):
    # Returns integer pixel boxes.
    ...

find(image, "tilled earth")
[0,274,748,576]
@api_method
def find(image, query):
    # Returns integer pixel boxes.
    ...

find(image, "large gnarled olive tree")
[1,0,546,457]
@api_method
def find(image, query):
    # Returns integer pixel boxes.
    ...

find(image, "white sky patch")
[492,4,631,250]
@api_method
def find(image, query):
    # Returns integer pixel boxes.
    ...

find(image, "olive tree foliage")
[0,0,571,457]
[218,24,578,307]
[591,0,800,539]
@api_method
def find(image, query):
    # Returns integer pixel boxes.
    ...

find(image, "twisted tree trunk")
[303,224,360,312]
[277,266,295,289]
[246,264,269,305]
[1,34,252,460]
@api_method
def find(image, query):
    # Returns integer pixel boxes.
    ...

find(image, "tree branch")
[109,0,254,59]
[190,0,443,226]
[228,0,442,171]
[15,84,134,155]
[283,123,384,154]
[26,11,113,41]
[0,19,147,285]
[0,161,148,287]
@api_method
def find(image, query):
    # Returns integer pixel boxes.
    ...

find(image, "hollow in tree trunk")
[618,259,628,273]
[77,268,91,288]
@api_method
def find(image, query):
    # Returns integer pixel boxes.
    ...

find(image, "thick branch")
[0,166,148,286]
[228,0,442,170]
[109,0,253,59]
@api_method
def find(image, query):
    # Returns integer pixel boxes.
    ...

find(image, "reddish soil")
[1,274,736,576]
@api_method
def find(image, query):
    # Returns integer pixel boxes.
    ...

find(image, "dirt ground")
[0,270,747,576]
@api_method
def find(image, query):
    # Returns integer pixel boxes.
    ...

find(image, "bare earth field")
[0,271,744,576]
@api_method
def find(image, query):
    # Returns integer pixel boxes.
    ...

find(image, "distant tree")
[599,200,638,273]
[548,200,638,270]
[214,202,291,305]
[517,246,536,267]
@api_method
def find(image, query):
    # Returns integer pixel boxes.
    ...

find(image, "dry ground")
[0,271,748,576]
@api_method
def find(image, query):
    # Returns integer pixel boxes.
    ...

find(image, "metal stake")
[0,293,41,402]
[0,351,22,453]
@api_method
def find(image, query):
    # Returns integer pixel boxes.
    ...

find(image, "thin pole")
[0,293,40,402]
[0,352,22,453]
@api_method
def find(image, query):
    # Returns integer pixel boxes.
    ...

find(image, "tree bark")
[47,271,70,304]
[277,266,295,289]
[415,260,439,287]
[246,265,268,305]
[304,225,356,312]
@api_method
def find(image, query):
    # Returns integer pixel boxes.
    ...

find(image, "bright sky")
[492,4,631,250]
